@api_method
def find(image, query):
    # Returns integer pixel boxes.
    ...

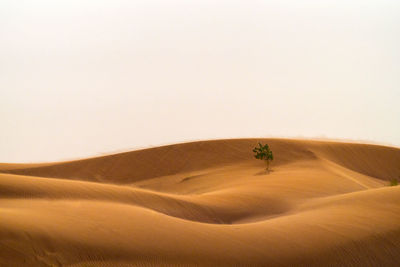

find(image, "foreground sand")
[1,138,400,266]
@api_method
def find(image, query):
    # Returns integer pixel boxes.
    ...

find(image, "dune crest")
[1,138,400,266]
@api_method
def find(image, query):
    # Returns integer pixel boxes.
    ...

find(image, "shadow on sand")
[254,170,274,176]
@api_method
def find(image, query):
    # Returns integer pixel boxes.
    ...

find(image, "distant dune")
[1,138,400,266]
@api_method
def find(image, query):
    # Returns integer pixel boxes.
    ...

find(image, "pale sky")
[1,0,399,162]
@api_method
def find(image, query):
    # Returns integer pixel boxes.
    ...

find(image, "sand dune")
[1,138,400,266]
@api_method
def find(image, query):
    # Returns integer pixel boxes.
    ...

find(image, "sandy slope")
[1,138,400,266]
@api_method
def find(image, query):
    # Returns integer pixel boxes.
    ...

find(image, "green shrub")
[253,143,274,172]
[390,178,399,186]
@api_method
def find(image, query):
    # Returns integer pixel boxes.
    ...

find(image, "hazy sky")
[1,0,399,162]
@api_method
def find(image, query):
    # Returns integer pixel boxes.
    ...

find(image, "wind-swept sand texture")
[1,139,400,266]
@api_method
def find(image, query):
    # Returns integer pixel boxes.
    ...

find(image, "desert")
[1,138,399,266]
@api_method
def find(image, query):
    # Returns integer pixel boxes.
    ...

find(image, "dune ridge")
[1,138,400,266]
[2,138,399,183]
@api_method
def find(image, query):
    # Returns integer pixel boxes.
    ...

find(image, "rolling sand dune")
[1,138,400,266]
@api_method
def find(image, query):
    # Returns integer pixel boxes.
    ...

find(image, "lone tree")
[253,143,274,172]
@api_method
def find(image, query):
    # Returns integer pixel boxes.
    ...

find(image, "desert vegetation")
[253,142,274,172]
